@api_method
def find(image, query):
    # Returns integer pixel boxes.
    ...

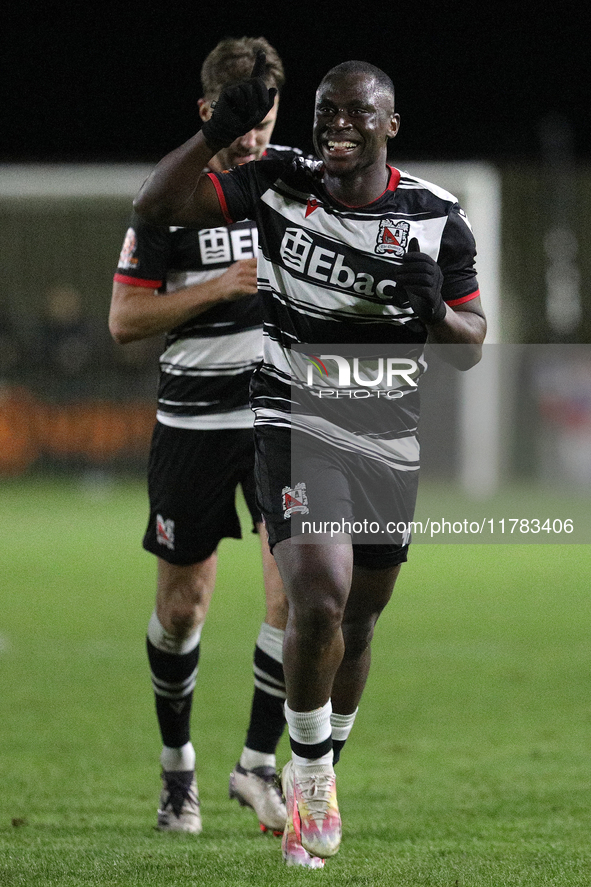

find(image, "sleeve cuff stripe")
[446,289,480,307]
[113,273,162,288]
[207,172,234,224]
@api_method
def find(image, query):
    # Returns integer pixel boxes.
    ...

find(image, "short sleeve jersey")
[207,156,480,468]
[113,145,302,430]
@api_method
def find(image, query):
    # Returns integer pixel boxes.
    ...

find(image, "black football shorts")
[254,424,419,569]
[143,422,261,565]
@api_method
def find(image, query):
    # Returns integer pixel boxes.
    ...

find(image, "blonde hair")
[200,36,285,100]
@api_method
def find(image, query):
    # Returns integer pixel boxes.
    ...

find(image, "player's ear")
[387,113,401,140]
[198,98,213,122]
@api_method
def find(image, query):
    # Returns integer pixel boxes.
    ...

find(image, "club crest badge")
[156,514,175,549]
[375,219,410,257]
[281,483,309,519]
[118,227,139,270]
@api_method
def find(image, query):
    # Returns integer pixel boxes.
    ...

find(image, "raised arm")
[133,51,276,228]
[133,132,222,228]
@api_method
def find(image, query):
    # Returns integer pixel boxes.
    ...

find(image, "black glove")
[397,237,446,325]
[201,51,277,149]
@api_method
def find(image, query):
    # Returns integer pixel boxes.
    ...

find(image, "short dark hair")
[200,37,285,99]
[320,61,395,110]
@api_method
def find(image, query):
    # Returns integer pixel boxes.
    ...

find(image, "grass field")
[2,475,591,885]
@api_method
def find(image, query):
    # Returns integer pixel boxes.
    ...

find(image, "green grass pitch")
[1,476,591,885]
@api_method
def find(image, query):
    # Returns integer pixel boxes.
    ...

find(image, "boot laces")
[298,773,334,823]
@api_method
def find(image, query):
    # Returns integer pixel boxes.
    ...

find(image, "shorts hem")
[142,532,241,566]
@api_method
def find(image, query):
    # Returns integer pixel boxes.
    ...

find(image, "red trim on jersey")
[446,289,480,307]
[207,172,234,224]
[327,165,401,208]
[113,273,162,288]
[386,166,401,192]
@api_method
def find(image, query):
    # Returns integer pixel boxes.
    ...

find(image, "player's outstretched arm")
[133,51,276,228]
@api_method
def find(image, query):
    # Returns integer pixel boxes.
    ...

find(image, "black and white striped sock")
[285,700,333,768]
[146,611,201,756]
[243,623,286,762]
[331,708,358,764]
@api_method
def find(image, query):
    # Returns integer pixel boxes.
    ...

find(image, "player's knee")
[165,604,202,639]
[158,575,213,638]
[341,618,376,661]
[264,593,289,630]
[291,592,344,639]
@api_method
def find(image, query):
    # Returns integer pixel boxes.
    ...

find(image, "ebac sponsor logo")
[279,227,398,300]
[198,222,258,265]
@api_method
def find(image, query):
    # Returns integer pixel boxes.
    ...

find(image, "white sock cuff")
[330,707,359,741]
[147,611,202,656]
[240,747,276,770]
[256,622,284,663]
[160,741,195,772]
[285,700,332,746]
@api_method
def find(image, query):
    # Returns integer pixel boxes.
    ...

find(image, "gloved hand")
[201,50,277,149]
[397,237,446,325]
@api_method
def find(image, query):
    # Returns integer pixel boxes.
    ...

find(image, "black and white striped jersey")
[114,145,302,430]
[208,156,481,468]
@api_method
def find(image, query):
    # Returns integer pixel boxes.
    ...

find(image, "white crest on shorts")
[156,514,175,549]
[281,483,309,519]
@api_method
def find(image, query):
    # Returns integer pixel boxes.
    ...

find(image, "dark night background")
[1,0,588,165]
